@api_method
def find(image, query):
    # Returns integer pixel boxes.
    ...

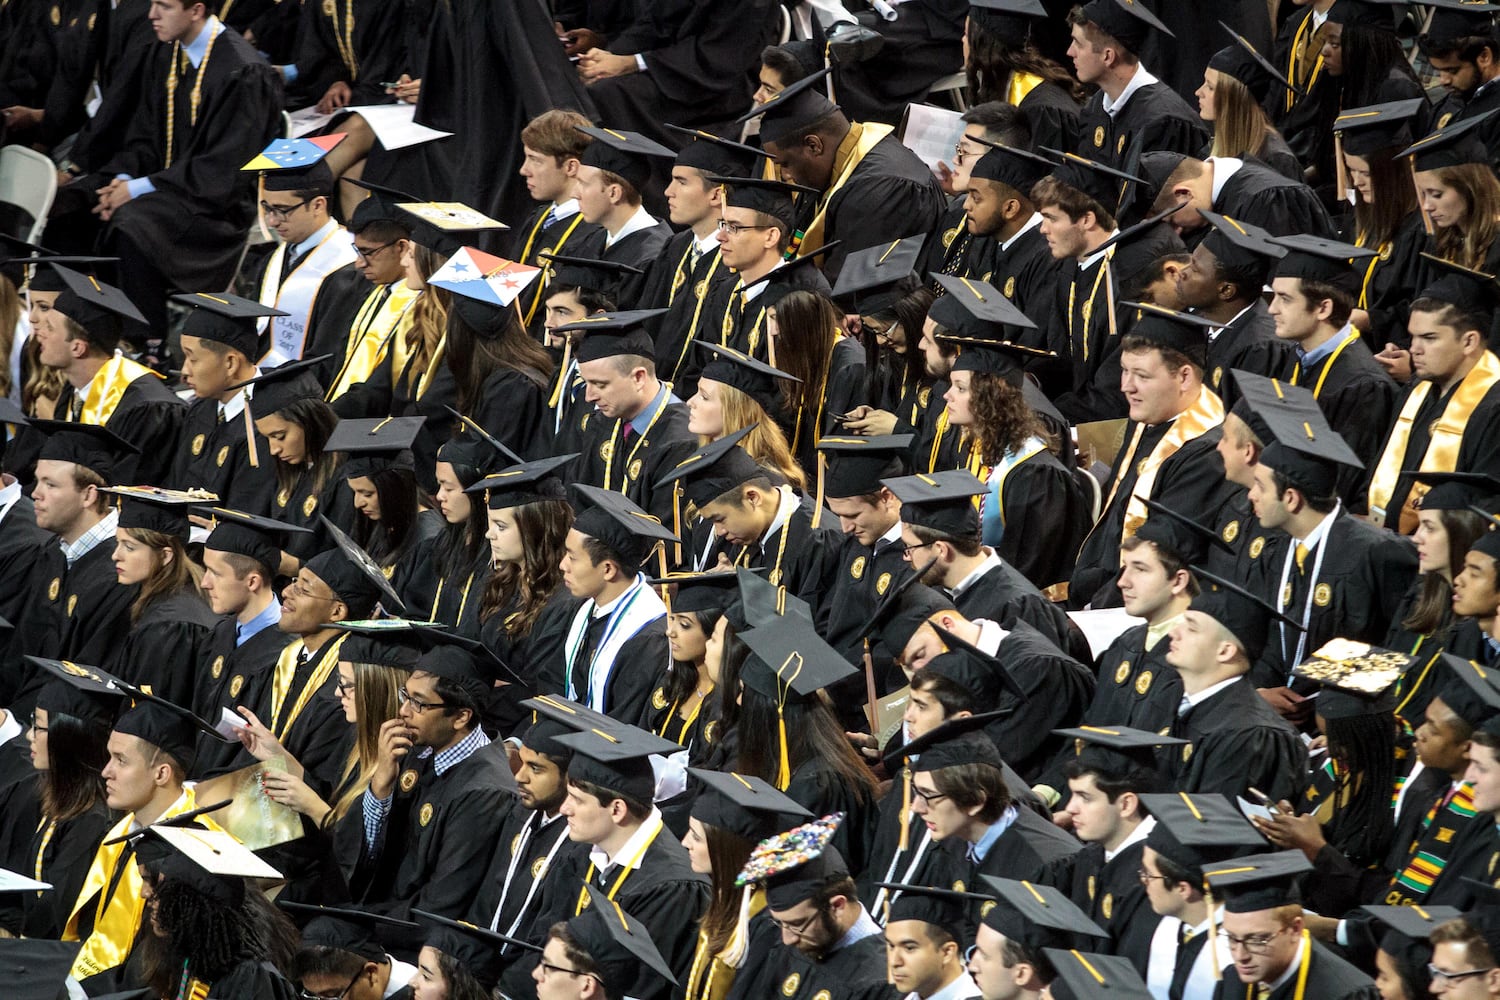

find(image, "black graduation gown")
[466,366,552,464]
[1074,80,1209,171]
[51,0,152,174]
[784,758,877,877]
[821,534,912,671]
[194,618,296,775]
[901,379,969,474]
[786,337,868,475]
[1289,335,1398,509]
[303,265,374,385]
[988,446,1090,590]
[104,591,219,711]
[1209,159,1335,241]
[1044,838,1159,966]
[1047,253,1127,422]
[546,355,596,458]
[510,205,602,334]
[1352,213,1428,351]
[1212,939,1381,1000]
[1168,678,1308,805]
[286,0,407,108]
[986,220,1066,355]
[574,398,698,529]
[986,623,1097,783]
[699,495,840,613]
[826,0,965,126]
[730,933,895,1000]
[958,807,1082,895]
[273,461,359,568]
[1449,75,1500,172]
[329,347,457,495]
[0,496,52,699]
[715,262,833,364]
[858,783,968,905]
[1446,618,1493,665]
[639,233,737,394]
[400,539,490,636]
[1020,79,1083,154]
[1207,488,1286,587]
[52,374,186,488]
[573,223,675,310]
[1205,302,1297,409]
[921,202,993,289]
[1368,375,1500,530]
[0,0,67,108]
[202,958,300,999]
[0,778,113,939]
[480,585,583,701]
[466,805,587,947]
[169,398,277,514]
[1384,579,1453,726]
[563,610,671,727]
[952,557,1088,662]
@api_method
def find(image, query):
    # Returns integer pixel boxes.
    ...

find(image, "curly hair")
[966,14,1087,104]
[480,498,573,634]
[141,877,267,992]
[969,373,1045,465]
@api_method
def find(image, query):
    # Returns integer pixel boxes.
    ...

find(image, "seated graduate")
[1147,150,1335,248]
[684,342,807,494]
[569,126,673,309]
[1195,29,1302,181]
[511,110,602,334]
[876,883,982,999]
[326,415,437,578]
[167,292,279,512]
[966,875,1108,1000]
[539,255,635,457]
[529,883,681,1000]
[638,571,737,762]
[963,3,1083,153]
[284,902,421,1000]
[767,290,868,474]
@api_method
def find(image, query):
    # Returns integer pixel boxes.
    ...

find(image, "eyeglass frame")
[909,782,951,808]
[1137,868,1171,886]
[1426,962,1496,985]
[902,540,940,559]
[299,967,364,1000]
[768,902,829,938]
[1218,926,1296,956]
[398,688,450,713]
[260,197,313,222]
[717,219,773,236]
[287,576,341,603]
[351,238,399,261]
[952,140,986,164]
[537,959,601,983]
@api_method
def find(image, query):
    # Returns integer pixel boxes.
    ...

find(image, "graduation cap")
[436,408,523,488]
[704,174,815,230]
[559,309,668,365]
[968,0,1048,38]
[50,661,233,772]
[521,693,620,761]
[133,824,284,906]
[1208,21,1301,102]
[199,506,311,573]
[326,415,425,479]
[1135,497,1234,567]
[663,123,775,177]
[1234,369,1363,499]
[817,434,912,499]
[110,488,196,539]
[236,356,330,421]
[569,885,678,992]
[32,655,128,727]
[1404,471,1500,514]
[969,139,1057,195]
[397,201,508,257]
[736,67,839,147]
[1326,0,1401,28]
[1203,849,1313,913]
[1399,111,1500,171]
[1042,949,1153,1000]
[1334,99,1427,158]
[694,342,801,411]
[1140,791,1268,882]
[1292,645,1399,719]
[1364,902,1460,995]
[928,274,1039,339]
[555,722,681,805]
[0,939,81,1000]
[736,812,850,909]
[576,125,676,193]
[738,619,858,705]
[538,253,643,293]
[1188,563,1303,663]
[688,768,813,842]
[241,134,345,191]
[1417,252,1500,321]
[1473,507,1500,562]
[570,484,678,570]
[872,581,953,656]
[980,876,1108,952]
[1425,0,1500,48]
[829,236,925,315]
[878,883,971,942]
[740,247,840,310]
[655,425,767,510]
[883,469,985,540]
[417,910,537,991]
[430,248,542,335]
[308,518,399,618]
[412,638,510,703]
[171,291,287,359]
[883,710,1007,773]
[22,256,118,299]
[1197,210,1286,289]
[926,623,1027,702]
[731,565,815,632]
[1269,233,1376,290]
[1118,302,1215,368]
[327,617,435,672]
[1044,149,1145,219]
[341,177,420,232]
[280,902,420,962]
[51,265,146,332]
[1054,724,1186,780]
[30,418,138,481]
[1432,653,1500,727]
[466,453,575,510]
[1077,0,1174,51]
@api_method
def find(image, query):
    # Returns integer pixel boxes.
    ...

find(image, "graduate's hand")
[317,81,352,115]
[387,75,420,103]
[1302,913,1340,942]
[1375,343,1412,383]
[260,768,330,821]
[841,406,897,436]
[578,50,638,84]
[1348,307,1371,333]
[371,716,414,798]
[279,550,301,579]
[1257,686,1313,725]
[1,106,41,130]
[1250,800,1326,861]
[934,159,956,196]
[845,731,879,762]
[92,179,132,221]
[560,28,605,57]
[1051,810,1073,831]
[712,552,734,572]
[235,706,304,777]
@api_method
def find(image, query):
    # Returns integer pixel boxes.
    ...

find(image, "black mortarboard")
[52,266,145,335]
[830,236,926,314]
[1418,252,1500,321]
[1208,21,1301,102]
[1399,111,1500,171]
[818,434,913,498]
[30,419,138,481]
[133,824,282,906]
[1326,0,1401,29]
[739,247,839,309]
[926,622,1027,700]
[656,425,766,509]
[561,310,667,364]
[880,883,971,942]
[1473,509,1500,561]
[737,67,839,146]
[1235,369,1363,498]
[1270,233,1376,289]
[1363,903,1465,942]
[32,656,126,726]
[1434,653,1500,726]
[172,291,286,358]
[569,885,678,992]
[1097,211,1188,283]
[706,175,817,230]
[522,693,619,760]
[732,565,815,632]
[556,723,681,804]
[113,489,195,539]
[1198,210,1285,289]
[1141,791,1268,883]
[884,710,1006,772]
[24,255,115,294]
[738,813,850,909]
[1334,99,1426,158]
[649,571,743,615]
[114,693,225,772]
[304,533,387,620]
[1078,0,1174,51]
[739,620,859,704]
[968,0,1048,37]
[1425,0,1500,48]
[418,910,536,991]
[1120,302,1215,368]
[688,768,812,842]
[342,177,420,232]
[1055,724,1186,780]
[1204,850,1313,912]
[980,877,1108,951]
[437,408,523,487]
[576,125,675,193]
[1367,903,1455,997]
[1045,149,1145,218]
[664,124,775,176]
[1405,471,1500,514]
[1188,564,1303,663]
[874,581,953,655]
[693,342,801,411]
[326,415,425,479]
[1136,498,1233,566]
[280,902,419,962]
[331,617,451,672]
[236,356,330,421]
[396,201,508,257]
[467,454,576,510]
[884,469,985,540]
[0,938,80,1000]
[412,643,494,702]
[538,253,642,293]
[1043,949,1153,1000]
[928,274,1039,341]
[570,484,678,569]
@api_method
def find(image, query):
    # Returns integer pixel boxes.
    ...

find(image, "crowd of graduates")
[17,0,1500,998]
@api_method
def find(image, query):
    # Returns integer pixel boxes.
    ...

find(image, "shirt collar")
[589,807,664,872]
[236,596,282,646]
[949,549,1004,599]
[551,198,580,220]
[1206,157,1243,206]
[1205,302,1256,345]
[974,617,1011,657]
[1185,674,1241,709]
[1104,815,1155,864]
[606,206,658,247]
[968,805,1019,863]
[1102,65,1158,117]
[183,16,221,67]
[385,959,418,998]
[593,574,645,618]
[1292,503,1340,549]
[1145,612,1183,651]
[431,726,490,776]
[62,508,119,566]
[911,972,982,1000]
[289,219,340,262]
[220,371,259,420]
[0,709,21,746]
[694,229,721,256]
[878,520,904,548]
[1297,323,1355,364]
[832,904,883,954]
[629,383,676,435]
[1267,934,1309,992]
[759,485,800,550]
[1000,213,1043,252]
[741,260,785,304]
[1080,234,1119,269]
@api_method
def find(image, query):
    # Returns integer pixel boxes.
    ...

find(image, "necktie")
[1257,984,1272,1000]
[1295,543,1310,575]
[280,244,302,286]
[1177,695,1192,718]
[539,206,557,230]
[688,243,703,273]
[216,406,226,426]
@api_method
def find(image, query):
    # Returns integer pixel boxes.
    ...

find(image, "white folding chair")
[0,145,59,244]
[927,72,970,113]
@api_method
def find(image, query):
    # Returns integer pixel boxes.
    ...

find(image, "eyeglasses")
[352,239,398,261]
[1427,963,1496,984]
[335,677,356,697]
[911,785,950,807]
[287,578,340,602]
[902,540,939,559]
[717,219,772,236]
[537,960,598,981]
[260,198,311,222]
[398,688,449,713]
[1218,927,1293,955]
[1137,869,1170,886]
[768,905,826,937]
[299,968,363,1000]
[952,142,983,164]
[28,717,46,734]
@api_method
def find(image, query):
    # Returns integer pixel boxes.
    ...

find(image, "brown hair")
[480,498,573,633]
[929,761,1010,823]
[124,528,203,623]
[1149,158,1208,218]
[71,463,111,514]
[970,373,1045,464]
[325,661,408,826]
[772,291,842,419]
[520,109,593,162]
[1066,6,1139,64]
[1427,163,1500,270]
[698,822,757,956]
[405,245,450,388]
[1403,508,1490,636]
[1207,70,1275,163]
[1030,175,1116,230]
[1350,146,1418,250]
[1430,919,1496,967]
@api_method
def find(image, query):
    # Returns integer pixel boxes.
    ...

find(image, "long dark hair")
[1350,145,1419,250]
[1321,711,1397,868]
[38,709,108,822]
[435,949,495,1000]
[663,608,724,706]
[480,498,573,633]
[735,685,877,803]
[140,877,268,992]
[965,14,1087,103]
[270,396,342,499]
[446,305,553,417]
[1337,25,1419,110]
[865,283,933,409]
[1404,508,1490,636]
[351,466,426,567]
[773,291,841,415]
[699,821,756,956]
[434,472,492,583]
[970,373,1046,463]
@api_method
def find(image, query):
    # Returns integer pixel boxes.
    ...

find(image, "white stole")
[1145,914,1227,1000]
[563,577,668,711]
[258,226,359,365]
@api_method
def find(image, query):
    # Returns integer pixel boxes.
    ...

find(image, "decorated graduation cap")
[326,415,425,479]
[1198,210,1285,289]
[688,768,812,842]
[111,488,197,540]
[30,418,138,481]
[31,654,127,726]
[1136,497,1233,567]
[656,425,767,509]
[708,174,819,232]
[1417,252,1500,322]
[538,252,643,293]
[1326,0,1401,28]
[1291,644,1399,719]
[1208,21,1301,102]
[466,453,575,510]
[237,356,329,421]
[884,710,1007,773]
[397,200,508,257]
[1054,724,1186,781]
[694,342,801,411]
[305,520,394,618]
[736,67,839,146]
[817,434,912,499]
[52,265,146,335]
[1043,949,1153,1000]
[968,0,1048,37]
[133,824,283,907]
[172,291,287,358]
[664,123,774,176]
[555,722,681,805]
[877,883,970,942]
[1044,148,1145,218]
[736,812,849,908]
[1188,563,1302,662]
[322,617,425,671]
[1334,98,1427,157]
[242,133,345,192]
[280,902,420,962]
[1235,369,1363,498]
[1433,653,1500,726]
[576,125,676,193]
[1269,233,1376,290]
[830,236,925,314]
[1404,470,1500,514]
[1203,849,1313,913]
[1077,0,1174,52]
[341,177,420,231]
[1119,302,1216,368]
[559,309,667,364]
[570,483,678,570]
[928,274,1039,341]
[970,138,1056,194]
[569,885,678,992]
[1399,110,1500,171]
[0,938,82,1000]
[980,876,1108,952]
[1141,791,1269,883]
[430,248,542,336]
[883,469,985,540]
[417,910,536,991]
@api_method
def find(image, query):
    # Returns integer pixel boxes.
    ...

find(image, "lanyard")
[1291,330,1359,399]
[492,814,570,938]
[1277,507,1336,675]
[521,214,585,326]
[669,253,721,380]
[566,579,645,704]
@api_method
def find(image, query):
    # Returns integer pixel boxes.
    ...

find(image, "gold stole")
[1114,386,1224,538]
[1005,70,1044,107]
[327,282,423,400]
[1367,351,1500,531]
[795,122,893,261]
[79,354,163,426]
[684,889,767,1000]
[270,633,350,739]
[63,789,221,979]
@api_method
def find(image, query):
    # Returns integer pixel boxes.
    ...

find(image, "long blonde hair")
[324,661,409,826]
[699,381,806,490]
[1208,71,1275,162]
[403,245,450,390]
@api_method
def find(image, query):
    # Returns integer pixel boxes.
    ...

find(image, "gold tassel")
[897,764,911,851]
[243,399,259,468]
[776,705,791,791]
